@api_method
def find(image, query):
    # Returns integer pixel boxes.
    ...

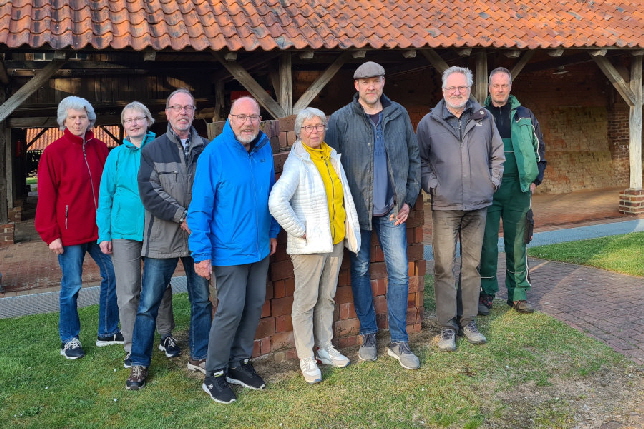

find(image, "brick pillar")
[0,223,14,247]
[619,188,644,215]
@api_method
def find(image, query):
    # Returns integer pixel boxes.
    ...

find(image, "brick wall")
[208,118,425,362]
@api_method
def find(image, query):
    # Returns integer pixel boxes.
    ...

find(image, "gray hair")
[57,96,96,130]
[166,88,195,108]
[489,67,513,85]
[442,66,474,89]
[121,101,155,126]
[295,107,327,138]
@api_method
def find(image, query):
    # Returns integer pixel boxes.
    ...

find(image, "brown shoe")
[125,365,148,390]
[187,358,206,374]
[511,300,535,314]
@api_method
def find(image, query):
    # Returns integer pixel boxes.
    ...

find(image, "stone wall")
[207,117,425,362]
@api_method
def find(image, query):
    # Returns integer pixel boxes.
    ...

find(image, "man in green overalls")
[479,67,546,315]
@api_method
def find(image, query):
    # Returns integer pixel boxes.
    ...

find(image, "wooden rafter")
[592,55,637,106]
[212,52,286,119]
[420,49,449,74]
[293,52,351,114]
[0,59,66,124]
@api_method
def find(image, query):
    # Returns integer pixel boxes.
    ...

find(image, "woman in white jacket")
[269,107,361,384]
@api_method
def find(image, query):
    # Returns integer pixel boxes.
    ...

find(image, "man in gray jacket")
[126,88,212,390]
[417,66,504,352]
[326,61,421,370]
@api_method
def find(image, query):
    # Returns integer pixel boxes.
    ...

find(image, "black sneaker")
[203,371,236,404]
[123,352,132,368]
[125,365,148,390]
[60,338,85,359]
[158,335,181,358]
[478,293,494,316]
[96,332,125,347]
[227,359,266,390]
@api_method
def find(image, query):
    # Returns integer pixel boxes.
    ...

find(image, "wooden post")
[474,50,488,104]
[0,118,8,224]
[279,53,293,116]
[629,55,642,190]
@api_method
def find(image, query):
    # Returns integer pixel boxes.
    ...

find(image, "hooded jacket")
[96,131,155,242]
[326,93,421,230]
[138,125,208,258]
[188,121,280,266]
[268,140,361,255]
[418,99,505,211]
[36,129,108,246]
[484,94,547,191]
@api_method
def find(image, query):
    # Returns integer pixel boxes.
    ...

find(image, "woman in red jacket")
[35,96,122,359]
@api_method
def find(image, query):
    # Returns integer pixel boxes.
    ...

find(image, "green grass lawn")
[1,285,635,429]
[528,231,644,276]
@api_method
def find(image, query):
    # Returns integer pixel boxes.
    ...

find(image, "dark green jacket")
[484,95,546,192]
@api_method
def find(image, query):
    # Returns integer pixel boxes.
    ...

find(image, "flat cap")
[353,61,385,79]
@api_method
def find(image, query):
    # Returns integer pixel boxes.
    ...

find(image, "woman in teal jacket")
[96,102,179,367]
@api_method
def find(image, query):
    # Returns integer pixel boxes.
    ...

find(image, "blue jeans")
[130,256,211,367]
[432,209,487,330]
[57,241,119,343]
[350,216,409,343]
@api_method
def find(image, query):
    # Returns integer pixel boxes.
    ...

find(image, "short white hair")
[57,96,96,130]
[294,107,327,138]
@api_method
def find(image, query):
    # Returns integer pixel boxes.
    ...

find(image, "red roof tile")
[1,1,643,52]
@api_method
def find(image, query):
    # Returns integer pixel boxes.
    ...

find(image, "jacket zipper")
[82,137,99,210]
[65,205,69,229]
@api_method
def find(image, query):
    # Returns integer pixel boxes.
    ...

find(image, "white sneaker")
[316,345,350,368]
[299,357,322,384]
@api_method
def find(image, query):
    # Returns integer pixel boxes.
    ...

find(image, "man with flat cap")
[326,61,421,369]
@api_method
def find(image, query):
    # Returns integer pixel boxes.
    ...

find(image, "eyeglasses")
[443,86,470,94]
[301,124,326,133]
[167,105,196,113]
[230,114,262,123]
[123,116,147,124]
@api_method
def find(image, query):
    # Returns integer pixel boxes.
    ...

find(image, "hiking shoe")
[60,338,85,359]
[123,352,131,368]
[509,300,535,314]
[203,371,236,404]
[125,365,148,390]
[460,321,487,344]
[387,342,420,370]
[300,357,322,384]
[227,359,266,390]
[158,335,181,358]
[358,333,377,361]
[187,358,206,374]
[316,345,350,368]
[96,332,125,347]
[437,328,457,352]
[478,293,494,316]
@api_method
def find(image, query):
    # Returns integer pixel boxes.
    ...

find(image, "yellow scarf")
[302,142,346,244]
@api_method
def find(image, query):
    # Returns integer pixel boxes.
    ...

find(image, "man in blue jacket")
[189,96,280,404]
[326,61,421,370]
[479,67,547,315]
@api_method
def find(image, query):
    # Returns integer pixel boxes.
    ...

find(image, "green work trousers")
[480,174,532,301]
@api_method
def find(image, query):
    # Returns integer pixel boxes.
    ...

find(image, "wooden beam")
[9,115,124,128]
[629,55,642,189]
[99,125,120,144]
[592,55,637,106]
[548,48,565,57]
[279,53,293,116]
[144,50,156,61]
[591,49,608,57]
[213,80,224,121]
[293,52,351,114]
[510,50,535,81]
[420,49,449,74]
[0,59,67,124]
[353,50,366,59]
[212,52,286,119]
[474,50,488,104]
[457,48,472,57]
[0,59,9,85]
[504,50,521,58]
[224,52,238,62]
[299,51,314,60]
[0,87,7,223]
[26,127,48,150]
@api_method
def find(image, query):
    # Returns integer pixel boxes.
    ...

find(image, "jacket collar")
[63,128,94,144]
[123,131,156,150]
[220,120,268,154]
